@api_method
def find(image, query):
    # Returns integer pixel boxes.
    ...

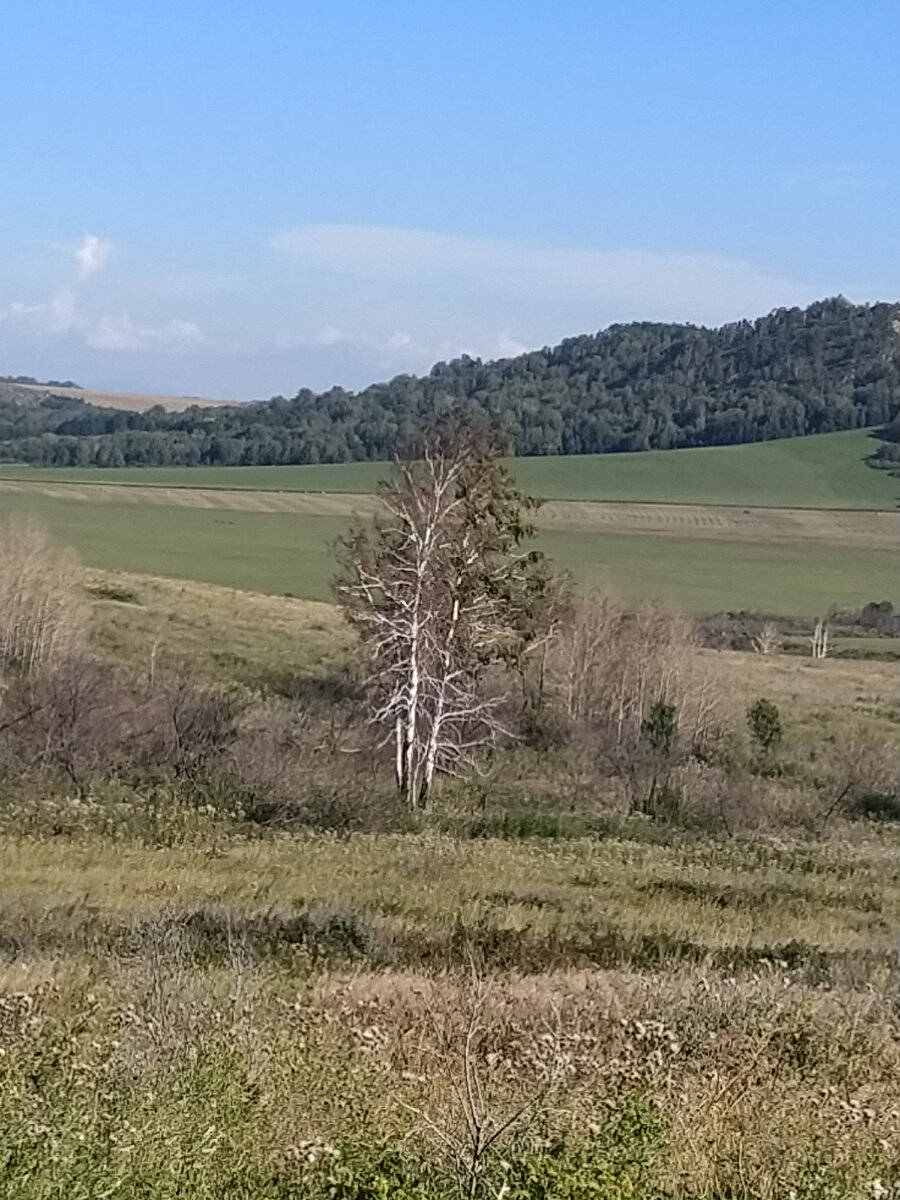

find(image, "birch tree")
[335,424,555,809]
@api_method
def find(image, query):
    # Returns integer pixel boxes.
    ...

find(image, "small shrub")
[454,804,596,840]
[747,697,784,757]
[311,1147,448,1200]
[848,789,900,822]
[86,580,141,604]
[497,1099,665,1200]
[137,901,383,964]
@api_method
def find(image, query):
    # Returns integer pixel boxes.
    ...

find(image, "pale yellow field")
[13,382,235,411]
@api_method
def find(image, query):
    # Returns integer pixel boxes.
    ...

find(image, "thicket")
[1,296,898,466]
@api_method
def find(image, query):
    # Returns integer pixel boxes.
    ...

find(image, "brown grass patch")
[13,382,235,411]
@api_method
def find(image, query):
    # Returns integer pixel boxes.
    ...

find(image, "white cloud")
[85,315,205,351]
[495,330,529,358]
[2,287,76,335]
[75,234,112,280]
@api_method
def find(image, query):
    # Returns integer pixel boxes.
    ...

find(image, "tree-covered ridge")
[2,297,898,467]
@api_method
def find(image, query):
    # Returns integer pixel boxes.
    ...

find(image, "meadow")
[2,430,898,614]
[2,428,898,507]
[2,565,900,1198]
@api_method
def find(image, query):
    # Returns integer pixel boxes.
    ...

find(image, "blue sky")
[2,1,898,399]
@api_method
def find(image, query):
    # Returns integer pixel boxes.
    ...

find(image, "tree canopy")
[2,297,898,468]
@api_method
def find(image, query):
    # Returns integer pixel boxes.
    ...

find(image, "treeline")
[0,375,82,389]
[2,296,898,467]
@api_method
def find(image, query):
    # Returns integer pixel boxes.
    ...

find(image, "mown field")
[2,485,897,613]
[2,430,898,614]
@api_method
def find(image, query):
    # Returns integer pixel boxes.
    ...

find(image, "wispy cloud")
[272,222,824,331]
[3,288,76,335]
[74,234,112,280]
[85,315,204,352]
[267,222,831,380]
[0,223,844,398]
[0,232,206,360]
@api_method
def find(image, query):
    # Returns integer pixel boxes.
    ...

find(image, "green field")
[2,486,896,613]
[2,429,897,509]
[3,430,897,613]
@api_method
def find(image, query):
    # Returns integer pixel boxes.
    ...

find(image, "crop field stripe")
[3,479,898,549]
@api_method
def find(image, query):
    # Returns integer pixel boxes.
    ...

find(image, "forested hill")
[2,297,899,468]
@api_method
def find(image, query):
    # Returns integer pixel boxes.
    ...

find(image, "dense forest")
[2,297,898,468]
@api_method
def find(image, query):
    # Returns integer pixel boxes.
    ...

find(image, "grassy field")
[3,429,897,508]
[83,570,900,730]
[3,430,897,613]
[3,562,900,1196]
[2,821,899,1197]
[3,485,897,612]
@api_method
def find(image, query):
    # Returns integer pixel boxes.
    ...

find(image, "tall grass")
[0,517,86,675]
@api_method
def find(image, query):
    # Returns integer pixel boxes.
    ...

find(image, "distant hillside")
[0,379,231,414]
[1,296,898,467]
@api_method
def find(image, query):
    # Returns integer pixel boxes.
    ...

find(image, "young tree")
[335,423,557,809]
[747,697,783,759]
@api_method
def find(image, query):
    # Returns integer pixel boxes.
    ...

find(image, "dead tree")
[335,423,556,809]
[751,621,780,656]
[810,619,829,660]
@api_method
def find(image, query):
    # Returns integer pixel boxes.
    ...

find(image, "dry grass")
[1,824,899,1197]
[3,828,898,965]
[0,518,87,674]
[3,556,900,1194]
[84,568,352,686]
[706,649,899,742]
[12,381,235,411]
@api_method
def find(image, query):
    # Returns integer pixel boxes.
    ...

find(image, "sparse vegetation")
[2,492,899,1196]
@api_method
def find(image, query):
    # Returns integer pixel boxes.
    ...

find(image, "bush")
[847,789,900,822]
[498,1099,664,1200]
[1,655,242,796]
[747,698,783,757]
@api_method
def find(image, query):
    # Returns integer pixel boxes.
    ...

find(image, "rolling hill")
[2,297,898,468]
[0,379,232,413]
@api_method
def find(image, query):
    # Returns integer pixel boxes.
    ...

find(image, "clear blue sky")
[2,1,898,398]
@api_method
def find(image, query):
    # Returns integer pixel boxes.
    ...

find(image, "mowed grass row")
[3,429,897,509]
[3,487,897,613]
